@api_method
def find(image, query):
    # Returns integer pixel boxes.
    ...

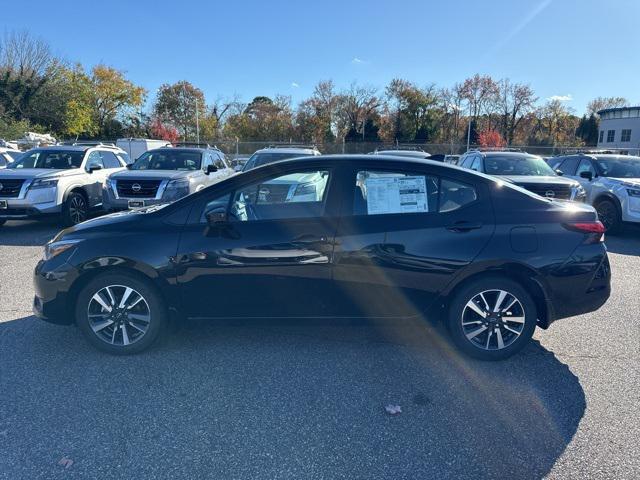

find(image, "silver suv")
[103,145,234,210]
[242,145,321,172]
[549,153,640,232]
[0,145,127,227]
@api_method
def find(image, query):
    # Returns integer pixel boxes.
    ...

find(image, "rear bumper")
[543,247,611,327]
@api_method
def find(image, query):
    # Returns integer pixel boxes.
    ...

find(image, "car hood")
[0,168,85,180]
[499,175,578,186]
[605,177,640,187]
[109,170,197,181]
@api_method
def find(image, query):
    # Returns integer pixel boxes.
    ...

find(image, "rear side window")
[470,156,482,171]
[558,157,579,175]
[353,171,476,215]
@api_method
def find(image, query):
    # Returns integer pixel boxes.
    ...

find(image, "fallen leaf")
[385,404,402,415]
[58,457,74,469]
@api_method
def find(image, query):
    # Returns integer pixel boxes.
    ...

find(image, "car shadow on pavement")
[0,314,585,479]
[604,226,640,256]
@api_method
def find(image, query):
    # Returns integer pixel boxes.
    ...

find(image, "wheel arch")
[65,262,179,324]
[441,263,551,328]
[63,185,90,203]
[593,191,622,213]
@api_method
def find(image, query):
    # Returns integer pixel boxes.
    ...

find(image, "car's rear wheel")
[75,273,166,354]
[62,191,88,226]
[447,277,537,360]
[594,199,621,233]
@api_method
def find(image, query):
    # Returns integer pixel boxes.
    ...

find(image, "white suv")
[0,145,127,227]
[241,145,320,172]
[0,147,22,168]
[550,153,640,232]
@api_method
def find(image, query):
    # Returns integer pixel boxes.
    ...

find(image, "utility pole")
[195,96,200,144]
[466,105,472,152]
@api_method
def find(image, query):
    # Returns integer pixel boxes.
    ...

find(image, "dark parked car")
[457,150,587,202]
[34,155,610,360]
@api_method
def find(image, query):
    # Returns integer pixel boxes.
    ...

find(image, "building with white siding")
[596,106,640,154]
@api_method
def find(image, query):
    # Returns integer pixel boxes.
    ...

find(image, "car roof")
[475,151,541,159]
[148,147,206,154]
[30,145,89,152]
[254,147,317,154]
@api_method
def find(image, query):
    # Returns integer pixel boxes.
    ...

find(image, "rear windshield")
[594,157,640,178]
[7,149,84,169]
[484,155,556,176]
[243,152,313,171]
[130,150,202,170]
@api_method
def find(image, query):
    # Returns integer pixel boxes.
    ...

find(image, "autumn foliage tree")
[477,129,506,148]
[149,118,179,143]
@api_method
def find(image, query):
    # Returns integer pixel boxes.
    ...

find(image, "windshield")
[7,149,84,169]
[484,155,556,176]
[595,157,640,178]
[243,152,312,171]
[130,150,202,170]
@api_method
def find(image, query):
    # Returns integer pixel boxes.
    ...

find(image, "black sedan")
[33,155,611,360]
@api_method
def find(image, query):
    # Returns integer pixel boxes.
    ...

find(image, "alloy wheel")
[461,289,526,351]
[87,285,151,346]
[595,202,616,231]
[69,195,87,224]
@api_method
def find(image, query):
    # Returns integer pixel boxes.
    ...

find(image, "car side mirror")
[206,210,227,226]
[205,165,217,175]
[555,169,564,176]
[580,171,593,181]
[87,164,103,173]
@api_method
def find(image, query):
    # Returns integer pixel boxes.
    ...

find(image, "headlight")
[30,178,58,190]
[626,188,640,197]
[43,239,81,261]
[294,182,316,196]
[162,179,190,200]
[572,184,587,201]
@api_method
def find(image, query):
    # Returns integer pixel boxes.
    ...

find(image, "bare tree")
[0,30,52,76]
[497,79,537,144]
[334,82,380,140]
[587,96,630,116]
[460,74,500,119]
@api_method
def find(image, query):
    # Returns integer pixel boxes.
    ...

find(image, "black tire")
[594,198,621,234]
[446,276,537,361]
[62,191,88,226]
[75,272,166,355]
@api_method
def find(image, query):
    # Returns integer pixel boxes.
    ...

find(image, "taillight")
[563,221,605,243]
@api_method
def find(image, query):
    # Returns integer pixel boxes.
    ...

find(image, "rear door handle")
[446,221,483,232]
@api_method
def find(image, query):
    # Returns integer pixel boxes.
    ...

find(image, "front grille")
[116,180,162,198]
[0,179,25,198]
[519,183,572,200]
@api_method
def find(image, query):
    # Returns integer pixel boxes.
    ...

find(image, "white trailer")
[116,138,171,162]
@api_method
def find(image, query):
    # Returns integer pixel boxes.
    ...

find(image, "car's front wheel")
[447,277,537,360]
[75,273,166,354]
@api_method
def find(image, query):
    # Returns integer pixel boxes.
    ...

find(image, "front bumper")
[33,258,79,325]
[621,194,640,223]
[0,190,62,219]
[102,183,176,211]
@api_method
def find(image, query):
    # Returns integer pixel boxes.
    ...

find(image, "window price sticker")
[365,176,428,215]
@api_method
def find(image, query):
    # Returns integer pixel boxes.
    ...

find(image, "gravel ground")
[0,220,638,480]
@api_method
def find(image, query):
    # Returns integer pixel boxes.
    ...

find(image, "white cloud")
[351,57,364,64]
[291,82,299,88]
[547,94,573,102]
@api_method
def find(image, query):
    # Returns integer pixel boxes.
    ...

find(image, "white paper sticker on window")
[365,176,428,215]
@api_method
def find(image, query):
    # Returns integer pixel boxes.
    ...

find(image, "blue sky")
[2,0,639,114]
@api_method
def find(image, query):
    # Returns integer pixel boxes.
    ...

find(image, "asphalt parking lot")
[0,220,638,480]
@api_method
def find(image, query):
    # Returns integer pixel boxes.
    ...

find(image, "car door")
[331,163,495,318]
[575,158,598,198]
[211,152,234,184]
[175,165,340,319]
[83,151,108,206]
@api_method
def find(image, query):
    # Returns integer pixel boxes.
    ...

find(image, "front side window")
[621,129,632,142]
[86,151,104,169]
[7,149,84,170]
[100,151,122,169]
[576,159,596,177]
[130,150,202,170]
[607,130,615,142]
[229,170,330,222]
[213,153,227,169]
[470,156,483,171]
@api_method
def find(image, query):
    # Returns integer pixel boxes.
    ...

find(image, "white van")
[116,138,171,163]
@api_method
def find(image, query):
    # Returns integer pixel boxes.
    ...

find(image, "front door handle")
[446,221,483,232]
[293,234,328,244]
